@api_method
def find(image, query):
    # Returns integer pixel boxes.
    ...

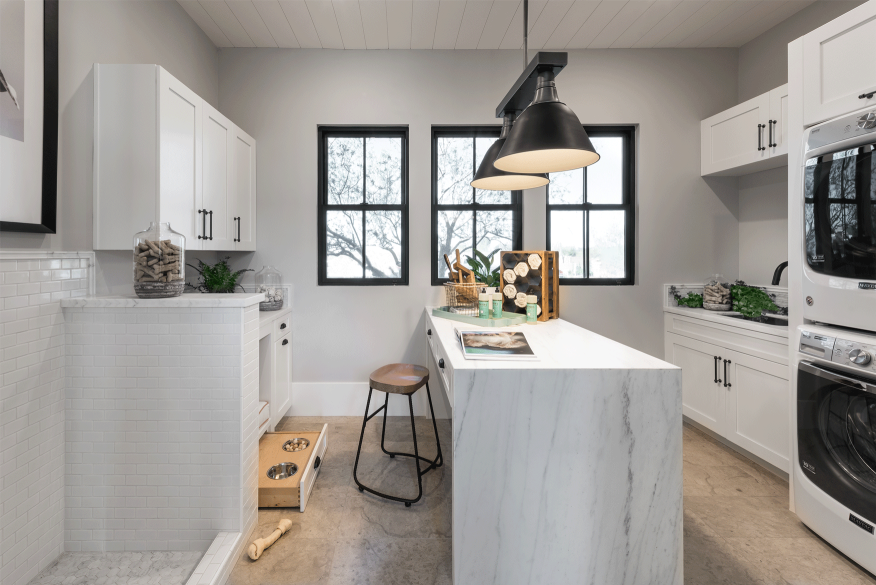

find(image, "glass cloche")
[256,265,284,311]
[133,222,185,299]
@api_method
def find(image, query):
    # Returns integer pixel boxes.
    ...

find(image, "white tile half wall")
[0,251,93,585]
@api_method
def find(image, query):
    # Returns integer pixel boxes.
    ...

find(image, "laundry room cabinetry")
[803,0,876,126]
[664,309,790,472]
[93,64,256,251]
[701,84,788,176]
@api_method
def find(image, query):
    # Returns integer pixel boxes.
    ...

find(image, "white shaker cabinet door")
[723,350,790,473]
[232,125,257,251]
[803,1,876,126]
[769,84,789,157]
[665,333,725,436]
[202,103,234,250]
[158,68,202,249]
[701,92,770,176]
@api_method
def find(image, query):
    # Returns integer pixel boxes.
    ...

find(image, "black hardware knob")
[427,328,432,336]
[438,358,444,369]
[282,339,289,346]
[280,323,287,329]
[314,456,321,469]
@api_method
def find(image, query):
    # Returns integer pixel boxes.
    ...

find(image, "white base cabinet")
[803,0,876,126]
[701,84,788,176]
[259,308,292,430]
[664,312,790,472]
[94,64,256,251]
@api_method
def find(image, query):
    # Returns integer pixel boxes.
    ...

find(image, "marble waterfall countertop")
[424,309,683,585]
[60,292,264,309]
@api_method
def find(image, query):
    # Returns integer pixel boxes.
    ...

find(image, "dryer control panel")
[800,329,876,374]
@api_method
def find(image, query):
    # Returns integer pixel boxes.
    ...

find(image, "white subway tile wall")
[63,305,253,553]
[0,253,92,585]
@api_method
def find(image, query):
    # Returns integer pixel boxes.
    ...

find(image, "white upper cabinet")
[803,0,876,126]
[232,125,256,251]
[700,84,788,177]
[94,64,256,251]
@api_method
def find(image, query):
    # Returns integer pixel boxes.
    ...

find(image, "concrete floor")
[227,416,876,585]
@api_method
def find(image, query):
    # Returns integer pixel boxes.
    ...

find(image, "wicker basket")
[443,282,484,316]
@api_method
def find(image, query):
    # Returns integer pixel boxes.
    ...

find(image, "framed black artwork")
[0,0,59,233]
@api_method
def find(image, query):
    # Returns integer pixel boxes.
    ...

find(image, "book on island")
[454,328,537,360]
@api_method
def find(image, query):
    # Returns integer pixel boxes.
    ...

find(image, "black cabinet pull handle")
[859,91,876,100]
[713,356,719,384]
[198,209,206,240]
[757,124,765,151]
[235,217,241,242]
[314,456,321,469]
[724,359,732,388]
[438,358,444,369]
[768,120,777,148]
[208,211,213,240]
[282,339,288,346]
[280,322,287,329]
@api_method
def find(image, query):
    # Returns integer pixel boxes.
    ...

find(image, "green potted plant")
[187,257,252,293]
[465,249,501,294]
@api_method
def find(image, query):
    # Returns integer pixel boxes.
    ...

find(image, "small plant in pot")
[187,257,252,293]
[465,249,501,294]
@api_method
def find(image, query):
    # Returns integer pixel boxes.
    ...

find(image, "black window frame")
[431,126,524,286]
[317,126,409,286]
[546,125,636,286]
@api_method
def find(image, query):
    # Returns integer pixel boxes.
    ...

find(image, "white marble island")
[423,308,682,585]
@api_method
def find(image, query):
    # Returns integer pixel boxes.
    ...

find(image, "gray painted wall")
[218,48,739,385]
[0,0,220,290]
[735,0,864,286]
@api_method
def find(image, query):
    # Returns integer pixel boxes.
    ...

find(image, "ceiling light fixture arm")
[495,52,567,118]
[523,0,528,71]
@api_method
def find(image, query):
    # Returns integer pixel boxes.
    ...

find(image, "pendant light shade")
[494,70,599,174]
[471,114,549,191]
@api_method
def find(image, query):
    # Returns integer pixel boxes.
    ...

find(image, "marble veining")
[60,292,263,308]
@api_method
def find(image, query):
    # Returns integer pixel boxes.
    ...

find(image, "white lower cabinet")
[665,317,790,472]
[259,309,293,430]
[274,332,291,420]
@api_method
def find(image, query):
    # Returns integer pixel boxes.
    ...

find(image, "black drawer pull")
[713,356,721,384]
[859,91,876,100]
[438,358,444,369]
[282,339,289,346]
[280,322,287,329]
[314,456,321,469]
[723,359,731,388]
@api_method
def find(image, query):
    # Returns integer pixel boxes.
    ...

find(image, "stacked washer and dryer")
[794,98,876,573]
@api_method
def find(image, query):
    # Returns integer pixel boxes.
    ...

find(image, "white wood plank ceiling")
[178,0,816,50]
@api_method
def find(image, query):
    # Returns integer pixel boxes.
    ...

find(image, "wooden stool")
[353,364,443,507]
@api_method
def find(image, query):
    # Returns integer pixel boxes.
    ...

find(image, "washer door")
[798,361,876,524]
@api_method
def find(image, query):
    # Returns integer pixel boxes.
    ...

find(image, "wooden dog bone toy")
[248,519,293,560]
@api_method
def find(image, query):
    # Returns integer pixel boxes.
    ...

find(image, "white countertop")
[427,307,677,371]
[61,292,264,308]
[663,305,790,339]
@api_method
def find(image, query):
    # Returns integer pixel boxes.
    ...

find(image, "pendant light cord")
[523,0,528,70]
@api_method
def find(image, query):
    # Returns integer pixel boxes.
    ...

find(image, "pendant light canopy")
[471,113,549,191]
[494,69,600,175]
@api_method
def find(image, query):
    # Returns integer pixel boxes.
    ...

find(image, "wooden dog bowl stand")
[258,424,328,512]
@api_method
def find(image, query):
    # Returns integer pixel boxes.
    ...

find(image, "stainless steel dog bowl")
[266,462,298,480]
[282,438,310,452]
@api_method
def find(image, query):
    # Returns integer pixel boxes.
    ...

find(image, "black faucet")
[771,261,788,286]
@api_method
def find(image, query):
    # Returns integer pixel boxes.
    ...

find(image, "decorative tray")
[431,307,527,327]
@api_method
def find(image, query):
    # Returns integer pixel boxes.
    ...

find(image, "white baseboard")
[285,382,451,419]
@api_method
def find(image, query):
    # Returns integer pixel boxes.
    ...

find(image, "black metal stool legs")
[353,383,443,507]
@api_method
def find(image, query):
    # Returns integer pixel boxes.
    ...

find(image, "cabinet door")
[665,333,725,435]
[273,332,291,426]
[232,125,256,251]
[768,84,788,157]
[701,92,770,176]
[202,103,234,250]
[158,68,202,249]
[723,350,790,472]
[803,1,876,126]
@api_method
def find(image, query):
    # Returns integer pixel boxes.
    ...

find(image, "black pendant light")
[471,113,549,191]
[493,68,599,174]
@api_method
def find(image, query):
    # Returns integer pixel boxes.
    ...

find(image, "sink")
[722,314,788,327]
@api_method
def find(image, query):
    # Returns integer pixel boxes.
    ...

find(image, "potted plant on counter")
[465,249,501,295]
[187,257,252,293]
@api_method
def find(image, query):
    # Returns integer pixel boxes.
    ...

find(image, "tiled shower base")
[27,551,202,585]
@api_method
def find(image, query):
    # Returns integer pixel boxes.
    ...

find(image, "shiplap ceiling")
[178,0,816,50]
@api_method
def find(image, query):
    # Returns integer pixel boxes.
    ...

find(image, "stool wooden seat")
[354,363,443,507]
[369,363,429,395]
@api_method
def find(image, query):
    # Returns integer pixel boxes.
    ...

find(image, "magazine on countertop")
[454,328,537,360]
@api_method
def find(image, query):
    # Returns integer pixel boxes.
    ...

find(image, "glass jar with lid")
[255,265,284,311]
[133,222,185,298]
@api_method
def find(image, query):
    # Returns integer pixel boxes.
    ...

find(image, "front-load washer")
[795,325,876,575]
